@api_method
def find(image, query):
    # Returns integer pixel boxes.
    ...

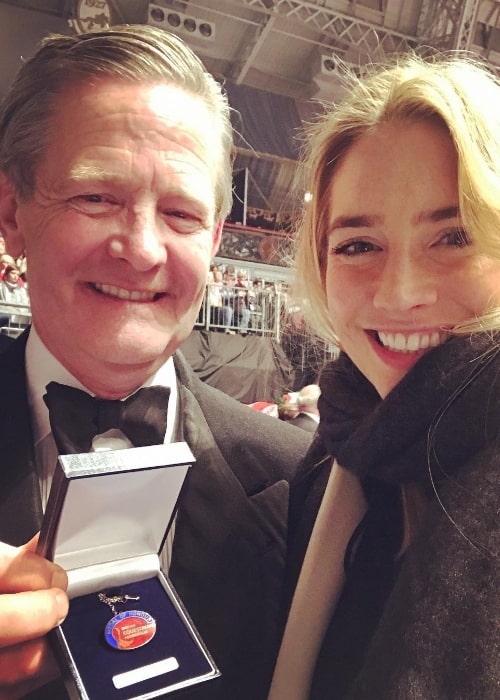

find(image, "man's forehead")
[51,79,218,138]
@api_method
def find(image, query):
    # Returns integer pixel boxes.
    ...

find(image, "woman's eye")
[437,228,472,248]
[330,240,378,256]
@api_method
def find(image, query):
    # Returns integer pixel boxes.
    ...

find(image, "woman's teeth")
[377,331,446,353]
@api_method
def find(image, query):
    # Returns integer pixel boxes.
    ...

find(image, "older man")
[0,26,311,700]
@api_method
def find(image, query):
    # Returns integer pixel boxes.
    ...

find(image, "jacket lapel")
[169,354,290,695]
[0,330,43,545]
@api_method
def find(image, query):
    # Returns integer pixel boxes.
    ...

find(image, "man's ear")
[210,220,224,258]
[0,172,25,257]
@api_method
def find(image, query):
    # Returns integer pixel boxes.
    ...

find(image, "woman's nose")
[373,253,437,311]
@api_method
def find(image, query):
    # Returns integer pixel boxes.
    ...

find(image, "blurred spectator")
[234,270,251,334]
[278,391,300,421]
[15,253,28,285]
[0,264,30,326]
[208,268,232,330]
[288,384,321,432]
[221,267,236,334]
[0,254,16,280]
[0,251,27,286]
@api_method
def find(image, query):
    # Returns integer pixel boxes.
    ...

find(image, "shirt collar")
[26,326,178,445]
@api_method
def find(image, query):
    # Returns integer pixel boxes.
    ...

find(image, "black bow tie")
[43,382,170,455]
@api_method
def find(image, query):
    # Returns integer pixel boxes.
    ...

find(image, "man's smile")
[92,282,166,302]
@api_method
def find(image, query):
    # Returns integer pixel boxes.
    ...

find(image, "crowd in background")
[0,232,30,329]
[203,261,291,337]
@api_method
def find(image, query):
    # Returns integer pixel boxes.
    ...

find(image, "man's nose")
[108,211,167,271]
[373,253,437,311]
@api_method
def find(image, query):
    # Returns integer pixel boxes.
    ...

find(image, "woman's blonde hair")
[294,53,500,344]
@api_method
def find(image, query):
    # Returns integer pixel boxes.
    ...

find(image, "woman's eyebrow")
[329,214,380,230]
[414,206,459,225]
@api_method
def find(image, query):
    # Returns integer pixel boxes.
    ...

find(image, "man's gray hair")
[0,24,233,219]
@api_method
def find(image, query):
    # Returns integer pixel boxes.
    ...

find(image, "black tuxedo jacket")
[0,331,312,700]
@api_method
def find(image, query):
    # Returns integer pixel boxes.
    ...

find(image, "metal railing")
[195,284,287,340]
[0,302,32,338]
[195,284,338,377]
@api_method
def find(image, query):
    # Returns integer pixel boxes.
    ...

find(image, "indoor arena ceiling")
[0,0,499,211]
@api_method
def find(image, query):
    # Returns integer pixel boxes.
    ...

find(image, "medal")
[98,592,157,650]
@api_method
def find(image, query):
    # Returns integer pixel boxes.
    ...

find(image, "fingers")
[0,541,67,594]
[0,588,68,648]
[0,636,60,700]
[0,538,69,697]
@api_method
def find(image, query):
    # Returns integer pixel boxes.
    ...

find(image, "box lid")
[38,442,194,577]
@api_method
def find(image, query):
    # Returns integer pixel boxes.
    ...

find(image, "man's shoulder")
[0,333,15,354]
[174,351,312,482]
[0,333,29,421]
[0,331,26,375]
[177,352,309,439]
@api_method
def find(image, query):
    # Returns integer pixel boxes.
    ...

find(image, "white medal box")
[37,442,220,700]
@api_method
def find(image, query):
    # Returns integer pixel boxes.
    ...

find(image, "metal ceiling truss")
[417,0,480,49]
[239,0,419,61]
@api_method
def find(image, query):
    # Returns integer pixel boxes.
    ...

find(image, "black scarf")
[317,332,500,485]
[308,332,500,699]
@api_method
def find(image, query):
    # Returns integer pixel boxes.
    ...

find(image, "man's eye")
[163,209,208,233]
[70,193,117,213]
[437,228,472,248]
[80,194,106,203]
[330,240,377,256]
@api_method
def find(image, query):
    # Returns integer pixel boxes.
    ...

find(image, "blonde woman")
[270,54,500,700]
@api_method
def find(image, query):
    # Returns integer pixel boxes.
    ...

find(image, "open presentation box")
[38,442,220,699]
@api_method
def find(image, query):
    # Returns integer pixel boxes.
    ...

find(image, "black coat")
[285,338,500,700]
[0,331,313,700]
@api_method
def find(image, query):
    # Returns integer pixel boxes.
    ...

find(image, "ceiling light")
[167,12,181,28]
[149,6,164,23]
[322,58,336,73]
[199,22,213,38]
[183,17,196,33]
[147,4,216,41]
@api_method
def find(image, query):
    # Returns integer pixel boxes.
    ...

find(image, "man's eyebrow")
[414,206,459,225]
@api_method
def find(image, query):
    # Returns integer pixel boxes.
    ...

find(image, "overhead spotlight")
[150,6,165,23]
[167,12,181,28]
[199,22,213,38]
[183,17,196,33]
[322,58,336,73]
[147,3,215,41]
[320,55,342,76]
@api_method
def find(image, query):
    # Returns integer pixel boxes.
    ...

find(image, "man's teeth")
[377,331,446,353]
[95,283,157,301]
